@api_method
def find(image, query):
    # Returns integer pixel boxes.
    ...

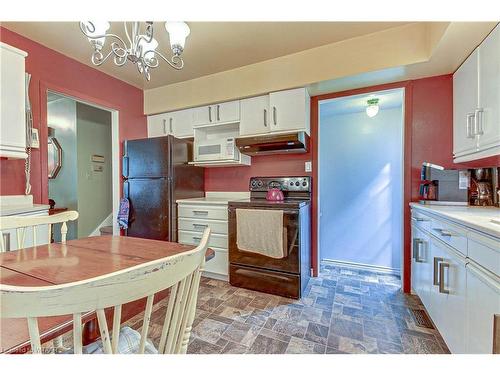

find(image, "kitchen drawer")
[178,218,228,235]
[178,230,228,249]
[468,231,500,277]
[430,217,468,256]
[411,209,432,233]
[203,246,228,276]
[178,204,228,221]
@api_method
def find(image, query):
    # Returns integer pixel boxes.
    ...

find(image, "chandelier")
[79,21,190,81]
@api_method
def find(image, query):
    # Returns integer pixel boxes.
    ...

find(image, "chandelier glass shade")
[79,21,190,81]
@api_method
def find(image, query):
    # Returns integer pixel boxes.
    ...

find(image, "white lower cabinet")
[466,263,500,353]
[428,237,467,353]
[411,207,500,353]
[177,201,229,280]
[1,210,50,251]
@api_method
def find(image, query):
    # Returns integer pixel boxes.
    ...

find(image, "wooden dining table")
[0,235,214,354]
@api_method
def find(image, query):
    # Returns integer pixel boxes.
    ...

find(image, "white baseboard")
[89,213,113,237]
[321,259,401,276]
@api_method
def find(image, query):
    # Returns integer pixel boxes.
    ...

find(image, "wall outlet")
[305,161,312,172]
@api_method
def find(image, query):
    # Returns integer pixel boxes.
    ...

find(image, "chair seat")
[81,326,158,354]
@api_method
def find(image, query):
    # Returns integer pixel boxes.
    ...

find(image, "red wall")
[0,27,147,203]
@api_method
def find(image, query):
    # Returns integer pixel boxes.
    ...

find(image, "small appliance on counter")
[419,162,468,205]
[469,167,499,207]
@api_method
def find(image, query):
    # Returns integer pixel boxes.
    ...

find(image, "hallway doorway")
[318,88,404,275]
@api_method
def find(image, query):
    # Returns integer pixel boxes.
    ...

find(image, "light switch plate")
[305,161,312,172]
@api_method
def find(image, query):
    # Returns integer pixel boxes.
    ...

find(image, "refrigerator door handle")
[122,156,129,178]
[123,180,130,199]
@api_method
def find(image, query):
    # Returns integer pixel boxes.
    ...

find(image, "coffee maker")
[469,167,499,206]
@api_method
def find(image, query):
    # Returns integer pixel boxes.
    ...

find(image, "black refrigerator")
[122,135,204,241]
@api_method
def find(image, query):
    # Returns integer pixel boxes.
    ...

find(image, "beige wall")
[144,23,441,114]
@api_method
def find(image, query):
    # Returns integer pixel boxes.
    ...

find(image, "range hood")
[236,132,309,156]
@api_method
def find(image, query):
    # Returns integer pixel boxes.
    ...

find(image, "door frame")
[316,87,405,277]
[40,81,121,235]
[311,80,413,292]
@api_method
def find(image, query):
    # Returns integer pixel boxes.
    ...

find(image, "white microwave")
[194,137,240,162]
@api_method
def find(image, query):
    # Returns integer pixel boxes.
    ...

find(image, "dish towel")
[117,197,130,229]
[236,208,285,259]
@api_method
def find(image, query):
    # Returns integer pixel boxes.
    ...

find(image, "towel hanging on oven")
[236,208,286,259]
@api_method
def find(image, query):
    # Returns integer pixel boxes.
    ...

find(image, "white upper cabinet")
[478,24,500,152]
[0,42,28,159]
[214,100,240,124]
[453,49,478,157]
[191,105,212,127]
[269,88,310,134]
[240,95,269,136]
[192,100,240,127]
[170,108,193,138]
[147,113,170,138]
[453,25,500,162]
[148,109,193,139]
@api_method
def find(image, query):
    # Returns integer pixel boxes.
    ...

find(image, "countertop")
[410,202,500,239]
[176,191,250,205]
[0,204,50,216]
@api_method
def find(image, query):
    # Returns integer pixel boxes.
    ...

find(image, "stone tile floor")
[126,264,450,354]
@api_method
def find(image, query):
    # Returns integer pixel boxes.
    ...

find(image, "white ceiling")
[2,21,411,89]
[319,88,404,116]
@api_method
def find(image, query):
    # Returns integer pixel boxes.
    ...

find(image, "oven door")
[228,206,300,274]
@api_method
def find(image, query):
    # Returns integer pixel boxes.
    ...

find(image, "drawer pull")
[433,228,457,237]
[438,262,450,294]
[192,236,202,241]
[413,217,429,222]
[433,257,444,286]
[193,224,208,228]
[192,210,209,215]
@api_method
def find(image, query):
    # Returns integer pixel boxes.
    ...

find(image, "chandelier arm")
[91,49,116,66]
[123,21,133,45]
[147,50,184,70]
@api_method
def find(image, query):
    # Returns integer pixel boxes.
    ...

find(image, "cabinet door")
[429,238,467,353]
[466,263,500,353]
[477,25,500,152]
[214,100,239,124]
[171,108,193,138]
[147,114,169,137]
[453,49,479,157]
[0,44,27,159]
[192,105,213,127]
[240,95,270,136]
[412,226,432,308]
[269,88,310,134]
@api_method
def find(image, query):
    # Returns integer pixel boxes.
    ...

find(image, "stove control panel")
[249,176,311,192]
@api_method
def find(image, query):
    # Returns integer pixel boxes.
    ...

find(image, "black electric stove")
[227,176,311,299]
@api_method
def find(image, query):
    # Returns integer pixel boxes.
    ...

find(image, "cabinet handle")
[169,118,173,134]
[193,224,208,228]
[438,262,450,294]
[192,236,202,242]
[273,106,277,125]
[413,238,425,263]
[474,108,484,136]
[433,257,444,286]
[217,105,220,122]
[494,314,500,354]
[264,109,267,127]
[466,112,475,138]
[163,119,167,134]
[193,210,209,215]
[208,107,212,122]
[412,217,429,222]
[433,228,456,237]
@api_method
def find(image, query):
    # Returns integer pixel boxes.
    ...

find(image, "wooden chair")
[0,210,79,252]
[1,228,211,354]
